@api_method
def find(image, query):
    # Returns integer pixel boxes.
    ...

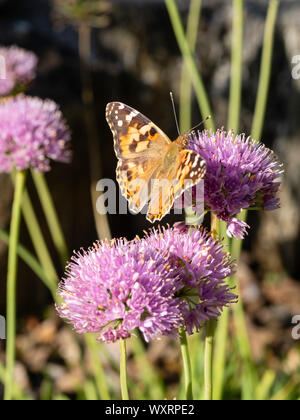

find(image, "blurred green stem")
[120,339,129,400]
[179,0,202,133]
[252,0,279,142]
[0,228,55,296]
[4,170,27,401]
[179,0,205,226]
[213,224,231,400]
[31,170,69,267]
[180,330,193,400]
[0,361,25,400]
[204,320,216,400]
[166,0,215,131]
[21,189,59,290]
[131,335,165,399]
[213,0,244,400]
[212,303,230,400]
[227,0,244,133]
[230,0,279,399]
[203,214,219,400]
[230,221,258,399]
[85,334,110,400]
[177,1,202,400]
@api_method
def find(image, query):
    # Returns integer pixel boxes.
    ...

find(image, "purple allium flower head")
[0,46,38,96]
[0,95,71,173]
[57,239,183,343]
[188,130,283,239]
[142,225,237,335]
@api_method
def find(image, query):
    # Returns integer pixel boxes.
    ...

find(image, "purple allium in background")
[143,225,237,335]
[0,95,71,173]
[57,239,183,343]
[0,46,38,96]
[188,130,283,239]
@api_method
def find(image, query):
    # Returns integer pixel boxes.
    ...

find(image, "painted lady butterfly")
[106,102,206,222]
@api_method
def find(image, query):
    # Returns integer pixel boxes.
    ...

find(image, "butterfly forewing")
[106,102,170,159]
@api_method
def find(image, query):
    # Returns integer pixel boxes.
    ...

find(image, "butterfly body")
[106,102,206,222]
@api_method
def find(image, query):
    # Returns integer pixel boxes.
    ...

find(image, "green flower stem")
[210,212,220,240]
[0,361,25,400]
[227,0,244,133]
[213,0,244,400]
[251,0,279,142]
[179,0,202,133]
[230,219,257,399]
[4,170,27,401]
[85,334,110,400]
[83,380,98,401]
[204,320,216,400]
[212,222,231,396]
[131,335,164,399]
[31,170,69,267]
[180,0,204,228]
[213,229,232,400]
[0,228,55,296]
[165,0,215,131]
[180,330,193,400]
[21,188,59,290]
[212,304,230,400]
[120,339,129,400]
[203,213,219,400]
[229,1,279,399]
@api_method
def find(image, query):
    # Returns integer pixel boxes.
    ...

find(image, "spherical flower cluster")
[187,130,283,239]
[0,95,71,173]
[142,225,237,335]
[0,46,38,96]
[57,239,183,343]
[57,226,236,342]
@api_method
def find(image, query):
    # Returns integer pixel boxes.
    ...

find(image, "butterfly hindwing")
[146,149,206,222]
[116,157,160,213]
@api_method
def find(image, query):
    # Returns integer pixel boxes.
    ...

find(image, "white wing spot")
[118,120,123,127]
[192,158,199,168]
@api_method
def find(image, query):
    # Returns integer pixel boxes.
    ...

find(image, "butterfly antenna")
[170,92,181,137]
[188,115,212,133]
